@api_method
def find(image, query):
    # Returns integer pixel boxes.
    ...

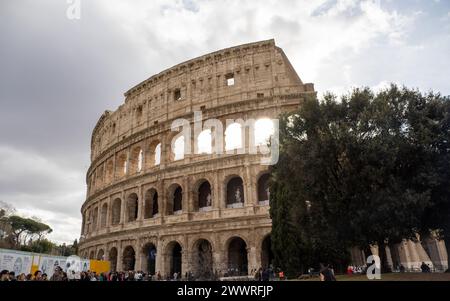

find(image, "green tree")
[270,85,450,275]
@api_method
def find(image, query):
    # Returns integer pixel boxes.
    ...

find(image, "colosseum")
[78,39,316,278]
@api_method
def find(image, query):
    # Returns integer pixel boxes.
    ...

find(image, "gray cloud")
[0,0,449,244]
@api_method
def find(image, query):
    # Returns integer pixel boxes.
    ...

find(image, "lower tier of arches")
[79,223,273,279]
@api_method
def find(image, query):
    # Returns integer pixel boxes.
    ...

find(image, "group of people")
[251,267,285,281]
[1,266,287,281]
[1,266,66,281]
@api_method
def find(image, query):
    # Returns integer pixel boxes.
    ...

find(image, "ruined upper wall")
[90,39,314,161]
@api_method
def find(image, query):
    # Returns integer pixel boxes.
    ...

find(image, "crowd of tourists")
[1,266,286,281]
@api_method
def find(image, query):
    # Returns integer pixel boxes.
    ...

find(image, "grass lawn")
[299,273,450,281]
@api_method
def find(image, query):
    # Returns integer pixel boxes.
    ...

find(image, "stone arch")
[142,242,157,275]
[226,175,245,208]
[105,159,114,183]
[194,179,212,211]
[122,245,136,271]
[254,118,275,146]
[225,122,243,151]
[129,146,143,174]
[115,153,127,178]
[92,207,98,231]
[196,129,212,154]
[172,134,185,161]
[97,249,105,261]
[126,193,139,222]
[89,250,95,260]
[146,140,161,167]
[257,172,270,205]
[164,241,183,278]
[144,188,158,219]
[109,247,118,272]
[111,198,121,225]
[191,239,214,280]
[167,183,183,215]
[226,236,248,276]
[85,210,91,233]
[260,234,274,269]
[100,203,108,228]
[96,165,104,188]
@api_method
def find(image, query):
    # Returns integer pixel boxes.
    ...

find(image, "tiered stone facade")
[78,39,315,278]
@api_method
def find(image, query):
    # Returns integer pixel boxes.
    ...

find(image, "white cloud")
[91,0,420,92]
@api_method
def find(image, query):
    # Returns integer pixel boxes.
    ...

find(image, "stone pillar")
[155,239,164,276]
[247,246,257,275]
[137,185,144,221]
[244,164,253,207]
[120,191,126,225]
[213,171,221,210]
[135,240,142,271]
[106,196,112,229]
[396,240,411,269]
[406,240,421,270]
[384,245,394,270]
[425,238,449,271]
[182,177,189,213]
[117,243,123,272]
[414,240,433,268]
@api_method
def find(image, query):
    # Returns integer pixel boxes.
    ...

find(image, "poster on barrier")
[0,250,33,275]
[81,259,90,272]
[38,255,67,277]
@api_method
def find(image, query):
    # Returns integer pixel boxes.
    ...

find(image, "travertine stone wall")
[78,39,315,277]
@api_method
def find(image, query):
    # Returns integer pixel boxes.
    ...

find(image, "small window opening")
[174,89,181,101]
[225,73,235,86]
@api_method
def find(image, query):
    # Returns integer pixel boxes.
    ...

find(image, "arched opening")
[142,243,157,275]
[172,135,185,161]
[127,193,139,222]
[147,141,162,167]
[92,207,98,231]
[122,246,136,271]
[130,147,143,174]
[89,250,95,260]
[100,203,108,228]
[111,198,121,225]
[86,211,91,233]
[192,239,213,280]
[198,181,212,211]
[166,242,182,278]
[109,248,118,272]
[154,143,161,165]
[96,165,104,188]
[226,176,244,208]
[105,159,114,183]
[115,153,127,178]
[261,235,274,269]
[97,249,105,261]
[254,118,275,146]
[144,188,158,219]
[168,184,182,215]
[257,173,270,205]
[225,123,242,151]
[227,237,248,276]
[197,129,212,154]
[173,186,182,214]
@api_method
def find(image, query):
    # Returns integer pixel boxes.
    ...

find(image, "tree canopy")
[270,85,450,277]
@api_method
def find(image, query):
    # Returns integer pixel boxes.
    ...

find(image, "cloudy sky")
[0,0,449,244]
